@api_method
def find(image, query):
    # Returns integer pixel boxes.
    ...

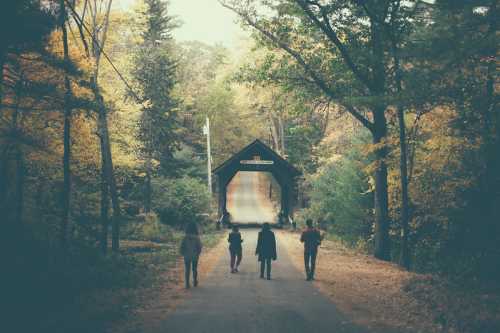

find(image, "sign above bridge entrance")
[240,160,274,165]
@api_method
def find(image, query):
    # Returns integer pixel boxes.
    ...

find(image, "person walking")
[300,219,321,281]
[255,223,277,280]
[228,225,243,273]
[180,222,202,289]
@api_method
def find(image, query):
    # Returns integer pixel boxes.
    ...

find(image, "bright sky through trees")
[116,0,247,47]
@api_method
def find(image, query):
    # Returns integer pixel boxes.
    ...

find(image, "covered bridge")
[213,139,301,225]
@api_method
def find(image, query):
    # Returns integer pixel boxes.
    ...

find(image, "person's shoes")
[230,269,235,273]
[267,276,271,280]
[193,279,198,287]
[185,283,190,289]
[235,267,239,273]
[306,276,311,281]
[260,275,264,279]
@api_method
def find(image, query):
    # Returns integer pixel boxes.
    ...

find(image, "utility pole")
[203,116,212,195]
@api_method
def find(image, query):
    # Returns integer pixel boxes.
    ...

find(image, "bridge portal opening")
[226,171,281,224]
[213,140,301,227]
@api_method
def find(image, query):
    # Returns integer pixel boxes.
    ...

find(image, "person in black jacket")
[300,219,321,281]
[228,225,243,273]
[255,223,277,280]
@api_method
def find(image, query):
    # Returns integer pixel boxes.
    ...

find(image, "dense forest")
[0,0,498,332]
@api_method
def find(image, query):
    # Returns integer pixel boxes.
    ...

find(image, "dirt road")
[130,171,411,333]
[153,229,374,333]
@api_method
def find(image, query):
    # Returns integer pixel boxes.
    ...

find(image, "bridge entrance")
[226,171,280,224]
[213,139,301,226]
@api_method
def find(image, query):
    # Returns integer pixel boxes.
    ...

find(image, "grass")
[4,223,224,333]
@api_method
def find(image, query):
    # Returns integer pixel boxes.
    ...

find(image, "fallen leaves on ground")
[110,233,226,333]
[280,230,500,333]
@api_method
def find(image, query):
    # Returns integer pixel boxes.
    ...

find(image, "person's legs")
[230,250,236,272]
[304,252,311,279]
[184,258,191,288]
[260,260,265,278]
[236,249,242,269]
[310,250,318,280]
[192,256,199,286]
[266,258,271,280]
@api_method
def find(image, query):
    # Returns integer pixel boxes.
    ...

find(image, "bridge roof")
[213,139,301,177]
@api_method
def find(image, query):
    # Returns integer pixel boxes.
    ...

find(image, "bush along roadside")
[5,212,222,333]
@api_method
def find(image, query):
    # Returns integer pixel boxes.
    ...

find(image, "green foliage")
[152,176,210,226]
[132,0,179,165]
[140,0,177,43]
[285,115,324,174]
[302,133,373,246]
[123,212,172,242]
[163,144,207,179]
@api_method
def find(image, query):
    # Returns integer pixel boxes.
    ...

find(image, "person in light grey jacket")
[180,222,202,288]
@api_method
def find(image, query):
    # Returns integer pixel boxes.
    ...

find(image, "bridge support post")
[217,175,230,227]
[280,184,290,221]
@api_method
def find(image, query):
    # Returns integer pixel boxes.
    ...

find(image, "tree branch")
[298,0,376,91]
[219,1,374,132]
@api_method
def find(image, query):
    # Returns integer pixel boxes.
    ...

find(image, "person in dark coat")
[180,222,202,288]
[228,225,243,273]
[300,219,321,281]
[255,223,277,280]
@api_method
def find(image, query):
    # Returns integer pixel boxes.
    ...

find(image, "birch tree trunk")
[83,0,121,252]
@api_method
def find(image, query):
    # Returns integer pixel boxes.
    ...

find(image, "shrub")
[304,140,373,247]
[121,213,175,242]
[152,176,210,227]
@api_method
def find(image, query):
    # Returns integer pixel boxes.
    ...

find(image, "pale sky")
[115,0,249,48]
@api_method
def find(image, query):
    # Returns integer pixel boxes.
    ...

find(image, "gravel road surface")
[155,229,373,333]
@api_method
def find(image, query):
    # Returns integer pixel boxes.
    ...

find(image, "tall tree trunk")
[0,51,7,210]
[93,84,121,252]
[391,32,411,269]
[268,113,280,154]
[8,84,23,236]
[481,53,499,253]
[0,145,10,213]
[72,0,118,252]
[278,114,285,156]
[59,0,72,248]
[397,106,410,269]
[372,108,391,261]
[87,0,120,252]
[371,18,391,261]
[99,144,109,254]
[0,49,4,109]
[14,147,24,229]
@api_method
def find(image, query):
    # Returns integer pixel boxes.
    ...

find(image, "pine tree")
[133,0,178,213]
